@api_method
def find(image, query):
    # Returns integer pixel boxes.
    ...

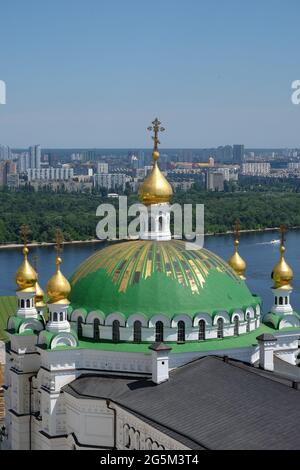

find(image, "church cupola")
[15,225,38,319]
[46,231,72,333]
[228,220,246,280]
[271,225,294,315]
[138,118,173,241]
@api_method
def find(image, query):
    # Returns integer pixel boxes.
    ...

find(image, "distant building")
[27,167,74,182]
[206,171,225,191]
[94,173,127,191]
[97,162,109,174]
[233,145,245,164]
[0,161,17,186]
[242,162,271,176]
[288,162,300,170]
[29,145,41,169]
[0,145,11,161]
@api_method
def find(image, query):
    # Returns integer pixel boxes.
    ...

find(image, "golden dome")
[16,247,38,292]
[138,150,173,206]
[228,240,246,280]
[35,280,46,308]
[46,257,71,305]
[272,245,293,290]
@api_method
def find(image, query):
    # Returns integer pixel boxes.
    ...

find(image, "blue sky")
[1,0,300,148]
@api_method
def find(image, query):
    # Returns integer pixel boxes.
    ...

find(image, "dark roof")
[63,356,300,450]
[149,342,172,352]
[256,333,277,342]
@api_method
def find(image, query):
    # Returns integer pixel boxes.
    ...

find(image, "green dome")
[69,240,259,319]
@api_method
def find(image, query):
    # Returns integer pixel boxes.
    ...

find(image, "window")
[158,216,163,231]
[93,318,100,341]
[77,317,83,339]
[124,425,130,449]
[26,299,30,308]
[275,297,278,305]
[20,299,25,309]
[246,313,250,333]
[233,316,239,336]
[60,312,64,321]
[279,297,283,306]
[133,320,142,343]
[217,318,224,339]
[155,321,164,342]
[285,297,289,305]
[198,320,206,341]
[112,320,120,343]
[53,312,58,322]
[177,320,185,343]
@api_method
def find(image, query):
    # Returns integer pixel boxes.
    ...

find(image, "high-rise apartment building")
[242,162,271,176]
[233,145,245,164]
[0,145,11,161]
[27,167,74,181]
[0,161,17,186]
[97,162,109,174]
[29,145,41,169]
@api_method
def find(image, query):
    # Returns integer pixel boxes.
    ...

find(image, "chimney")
[256,333,277,371]
[149,342,172,384]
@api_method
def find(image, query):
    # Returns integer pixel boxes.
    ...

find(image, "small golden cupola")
[138,118,173,206]
[15,225,37,292]
[228,221,247,280]
[46,231,71,305]
[271,225,293,290]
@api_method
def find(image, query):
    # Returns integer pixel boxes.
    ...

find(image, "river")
[0,230,299,313]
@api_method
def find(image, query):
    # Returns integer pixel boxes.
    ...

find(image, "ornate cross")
[20,224,30,246]
[55,229,63,256]
[234,219,241,241]
[279,224,287,247]
[147,118,165,151]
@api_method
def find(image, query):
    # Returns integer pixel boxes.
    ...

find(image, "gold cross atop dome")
[147,117,165,158]
[138,117,173,205]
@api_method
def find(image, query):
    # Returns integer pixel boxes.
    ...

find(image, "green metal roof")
[69,240,259,318]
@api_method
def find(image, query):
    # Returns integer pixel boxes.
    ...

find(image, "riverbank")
[0,226,299,250]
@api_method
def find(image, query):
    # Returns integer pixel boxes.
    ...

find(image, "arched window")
[145,438,153,450]
[233,316,239,336]
[158,216,163,231]
[246,313,250,333]
[77,317,83,339]
[275,297,278,305]
[112,320,120,343]
[279,297,283,306]
[20,299,25,309]
[124,425,130,449]
[53,312,58,321]
[60,312,64,321]
[155,321,164,342]
[93,318,100,341]
[26,299,30,308]
[177,320,185,343]
[217,318,224,339]
[133,320,142,343]
[285,297,288,305]
[198,320,206,341]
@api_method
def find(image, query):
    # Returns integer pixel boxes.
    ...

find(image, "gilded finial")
[272,225,293,290]
[228,220,246,280]
[16,225,37,292]
[138,118,173,205]
[46,230,71,304]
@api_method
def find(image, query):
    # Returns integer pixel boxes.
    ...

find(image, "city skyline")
[1,0,300,147]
